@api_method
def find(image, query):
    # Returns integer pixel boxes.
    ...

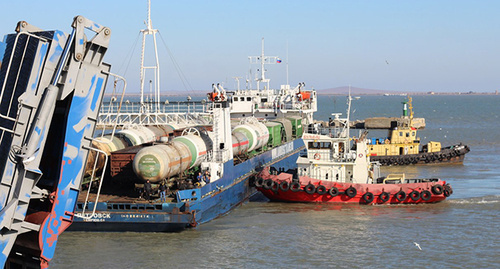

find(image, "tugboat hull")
[256,169,451,204]
[371,143,470,166]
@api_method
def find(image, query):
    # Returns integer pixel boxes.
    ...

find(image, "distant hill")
[317,86,401,95]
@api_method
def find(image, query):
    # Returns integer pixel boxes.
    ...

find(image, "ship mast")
[248,38,279,90]
[140,0,161,113]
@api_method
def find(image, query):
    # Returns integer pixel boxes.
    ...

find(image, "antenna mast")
[248,38,279,90]
[140,0,161,112]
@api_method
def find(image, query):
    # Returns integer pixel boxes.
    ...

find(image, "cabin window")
[326,173,328,179]
[399,131,403,136]
[247,97,251,101]
[240,97,245,101]
[406,132,410,137]
[308,142,331,149]
[261,98,268,102]
[339,142,344,153]
[233,97,238,101]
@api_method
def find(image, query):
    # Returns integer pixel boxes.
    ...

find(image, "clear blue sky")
[1,0,499,93]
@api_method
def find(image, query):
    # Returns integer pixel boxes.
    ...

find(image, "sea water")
[51,95,499,268]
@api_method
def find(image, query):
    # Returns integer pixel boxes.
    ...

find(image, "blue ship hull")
[69,139,304,232]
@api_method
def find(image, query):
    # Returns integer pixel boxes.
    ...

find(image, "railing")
[97,101,213,127]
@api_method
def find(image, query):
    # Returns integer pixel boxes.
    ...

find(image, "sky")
[1,0,499,93]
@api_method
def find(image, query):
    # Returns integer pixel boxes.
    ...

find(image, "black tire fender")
[263,179,274,190]
[290,182,301,192]
[409,190,420,201]
[255,178,264,188]
[279,181,290,192]
[316,185,327,195]
[329,187,339,197]
[304,184,316,194]
[420,190,431,201]
[379,192,390,203]
[395,190,407,202]
[363,192,374,203]
[431,184,443,195]
[345,187,357,198]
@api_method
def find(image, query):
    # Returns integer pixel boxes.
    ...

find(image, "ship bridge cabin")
[297,130,378,185]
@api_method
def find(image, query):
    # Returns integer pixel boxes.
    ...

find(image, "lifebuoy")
[395,191,406,202]
[263,179,274,190]
[329,187,339,197]
[314,153,321,160]
[420,190,431,201]
[345,187,357,198]
[255,178,264,188]
[279,181,290,192]
[409,190,420,201]
[358,153,363,158]
[363,192,374,203]
[316,185,327,195]
[304,184,316,194]
[290,182,301,192]
[379,192,390,203]
[431,185,443,195]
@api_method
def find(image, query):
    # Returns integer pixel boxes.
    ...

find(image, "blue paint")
[91,76,104,111]
[39,63,107,260]
[49,31,65,63]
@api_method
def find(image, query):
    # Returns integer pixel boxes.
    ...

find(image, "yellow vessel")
[367,97,469,165]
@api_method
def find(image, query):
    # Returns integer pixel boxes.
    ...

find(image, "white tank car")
[132,142,191,183]
[232,121,269,152]
[231,131,249,155]
[132,134,209,182]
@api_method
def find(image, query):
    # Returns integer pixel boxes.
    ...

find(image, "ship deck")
[77,190,176,204]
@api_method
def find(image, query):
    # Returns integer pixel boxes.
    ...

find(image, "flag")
[277,59,282,63]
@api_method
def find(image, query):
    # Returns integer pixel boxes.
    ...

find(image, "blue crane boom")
[0,16,111,268]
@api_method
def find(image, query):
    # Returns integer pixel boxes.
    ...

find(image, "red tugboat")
[255,96,453,204]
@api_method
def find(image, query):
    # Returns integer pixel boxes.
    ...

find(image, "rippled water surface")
[52,95,500,268]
